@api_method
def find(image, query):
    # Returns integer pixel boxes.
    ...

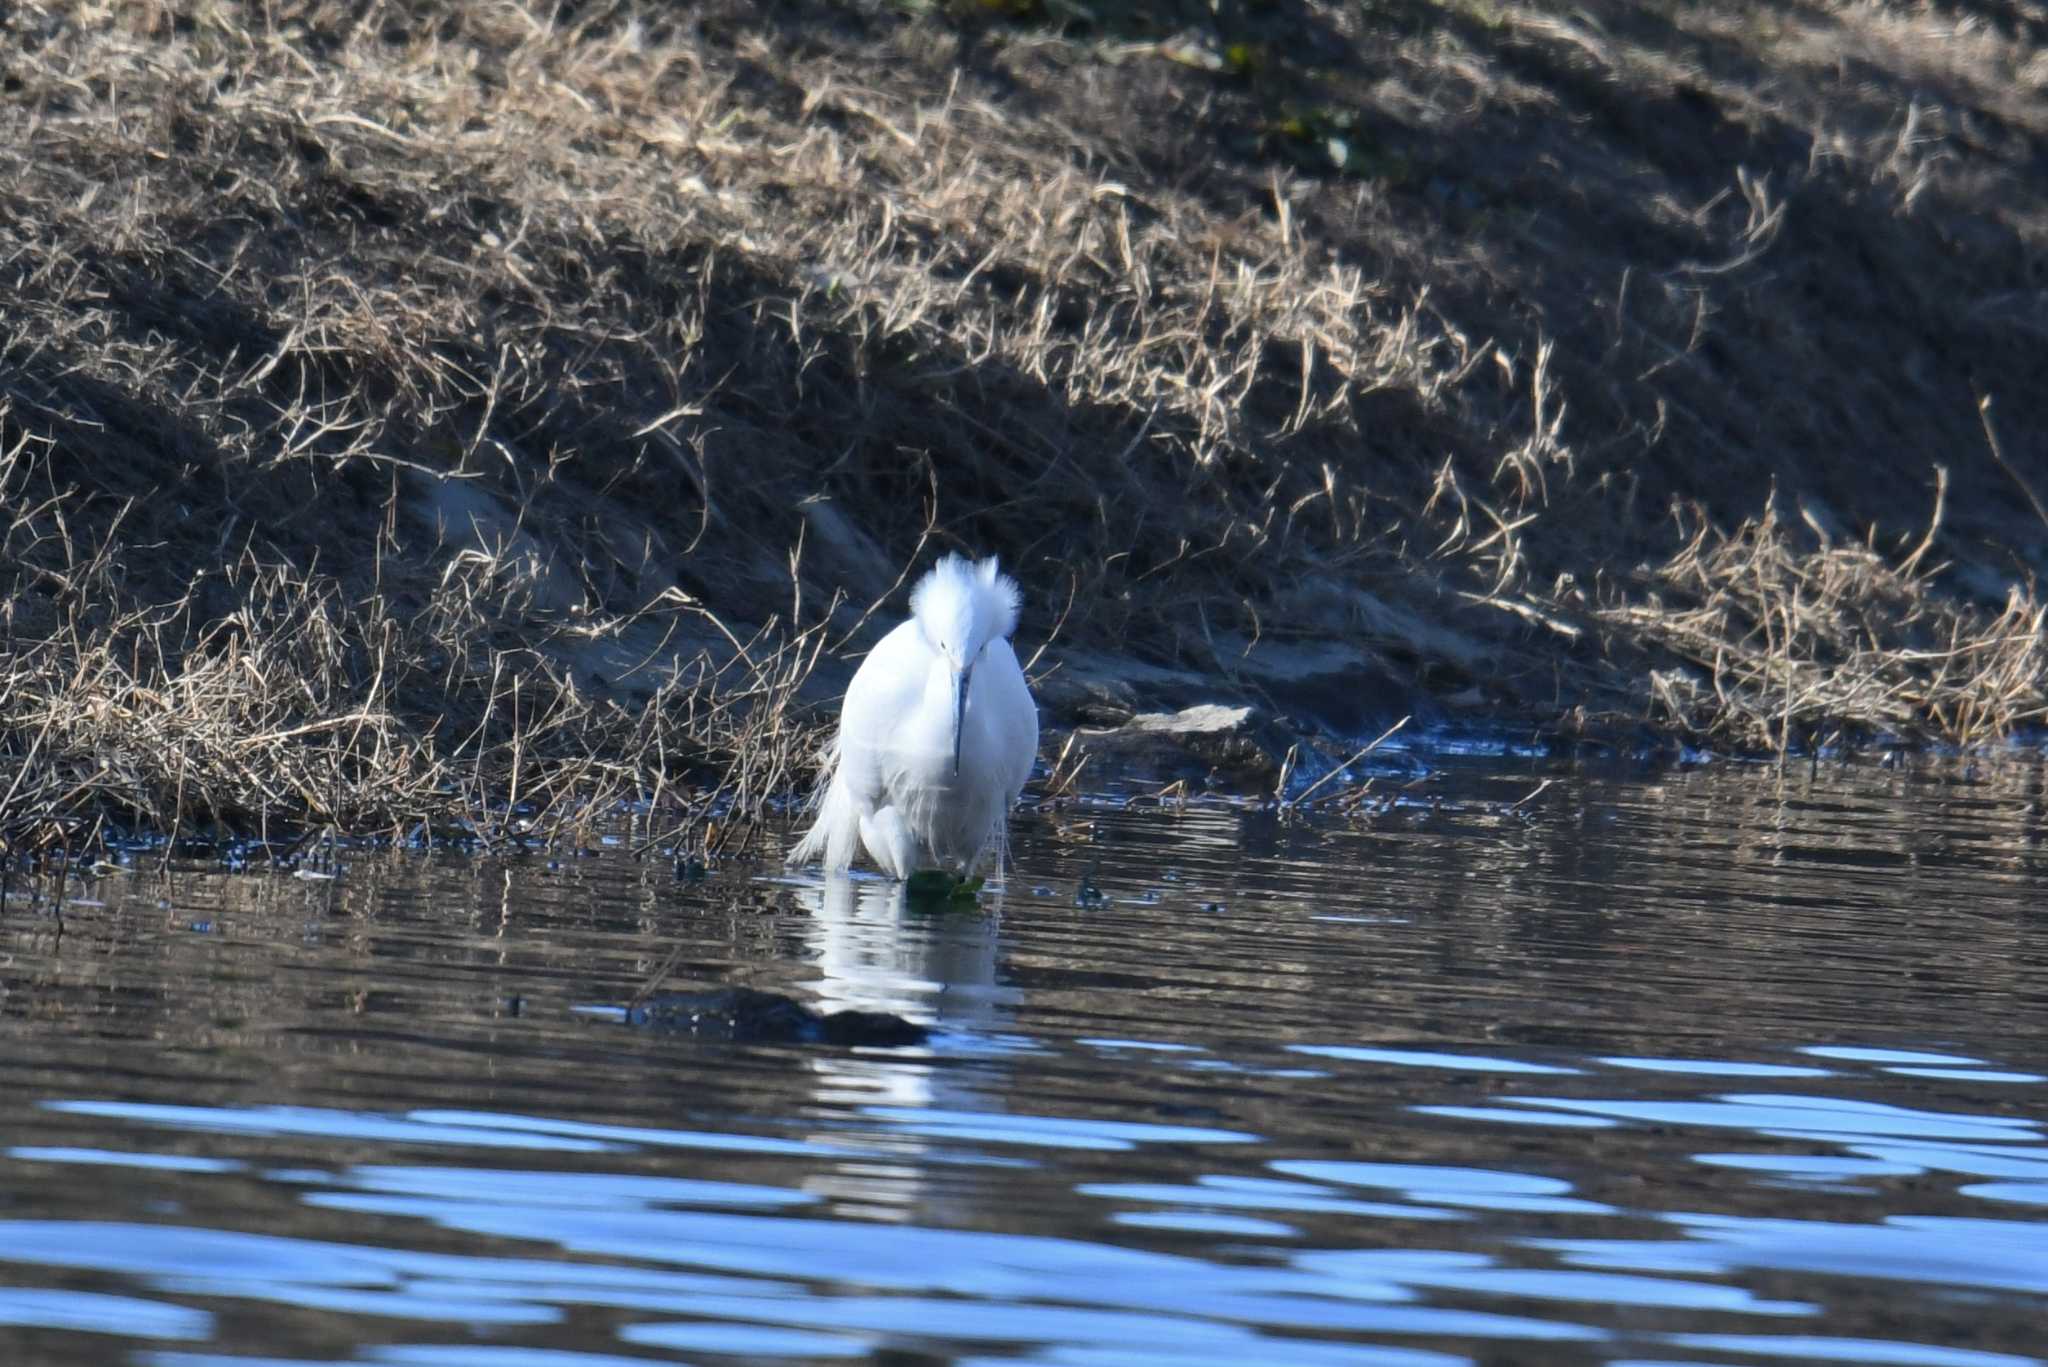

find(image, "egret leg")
[858,807,920,881]
[977,816,1011,885]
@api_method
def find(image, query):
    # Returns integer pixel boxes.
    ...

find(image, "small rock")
[1074,703,1293,788]
[624,988,929,1048]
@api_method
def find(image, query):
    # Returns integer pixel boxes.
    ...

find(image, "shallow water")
[3,756,2048,1367]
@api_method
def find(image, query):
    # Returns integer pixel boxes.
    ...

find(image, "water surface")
[3,756,2047,1366]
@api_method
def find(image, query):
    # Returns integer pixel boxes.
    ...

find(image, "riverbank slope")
[3,0,2043,844]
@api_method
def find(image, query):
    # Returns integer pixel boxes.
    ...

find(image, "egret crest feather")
[910,554,1020,655]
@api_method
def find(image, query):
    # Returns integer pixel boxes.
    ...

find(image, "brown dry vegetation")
[1,0,2045,850]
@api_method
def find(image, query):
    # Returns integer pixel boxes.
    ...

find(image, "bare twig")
[1282,716,1411,811]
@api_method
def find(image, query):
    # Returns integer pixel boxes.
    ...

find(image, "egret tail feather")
[788,739,863,871]
[788,778,861,870]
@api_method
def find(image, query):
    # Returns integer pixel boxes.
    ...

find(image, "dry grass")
[1601,476,2048,753]
[0,436,833,858]
[1,0,2043,849]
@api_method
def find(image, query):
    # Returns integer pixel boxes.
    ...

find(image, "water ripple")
[6,759,2048,1365]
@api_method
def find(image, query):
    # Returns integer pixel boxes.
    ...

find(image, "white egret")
[789,554,1038,881]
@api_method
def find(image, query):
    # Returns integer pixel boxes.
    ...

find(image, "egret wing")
[832,620,928,811]
[980,637,1039,802]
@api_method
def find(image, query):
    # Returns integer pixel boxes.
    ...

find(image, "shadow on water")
[2,753,2047,1365]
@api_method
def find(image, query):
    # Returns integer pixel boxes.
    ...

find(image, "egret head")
[910,555,1022,775]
